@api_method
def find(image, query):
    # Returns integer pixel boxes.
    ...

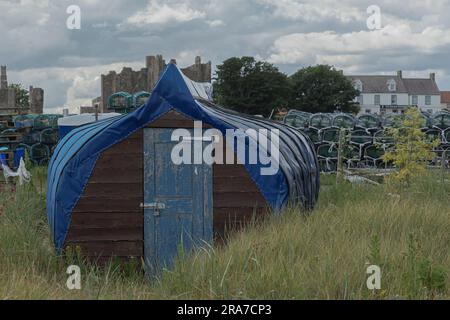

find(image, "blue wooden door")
[143,128,213,273]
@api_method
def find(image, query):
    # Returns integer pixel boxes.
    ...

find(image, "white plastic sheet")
[1,158,31,185]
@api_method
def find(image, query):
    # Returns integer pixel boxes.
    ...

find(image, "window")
[391,95,397,105]
[387,79,397,92]
[425,95,431,105]
[357,95,363,104]
[412,95,418,105]
[374,95,380,105]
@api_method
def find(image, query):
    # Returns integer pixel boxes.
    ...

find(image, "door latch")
[140,202,165,217]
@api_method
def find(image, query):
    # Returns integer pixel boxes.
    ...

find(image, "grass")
[0,168,449,299]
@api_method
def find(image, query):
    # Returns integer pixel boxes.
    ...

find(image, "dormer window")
[387,79,396,92]
[353,79,363,92]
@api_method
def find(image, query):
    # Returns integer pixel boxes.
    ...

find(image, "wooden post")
[442,150,447,184]
[336,128,345,183]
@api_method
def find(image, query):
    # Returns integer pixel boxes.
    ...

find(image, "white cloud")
[268,23,450,68]
[206,19,225,27]
[124,0,206,26]
[8,61,142,113]
[256,0,364,23]
[4,0,450,112]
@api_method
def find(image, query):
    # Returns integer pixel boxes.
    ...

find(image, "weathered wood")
[214,164,251,177]
[213,176,260,192]
[66,241,143,257]
[101,139,142,155]
[74,197,142,213]
[95,153,143,168]
[83,183,142,197]
[212,135,271,241]
[83,256,143,267]
[213,207,268,220]
[213,192,267,208]
[70,212,143,228]
[68,129,144,258]
[66,227,143,242]
[90,168,141,184]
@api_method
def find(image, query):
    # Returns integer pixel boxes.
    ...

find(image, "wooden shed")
[47,64,319,271]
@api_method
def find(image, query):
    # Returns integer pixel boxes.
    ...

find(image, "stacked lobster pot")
[427,112,450,167]
[13,114,62,166]
[283,109,450,172]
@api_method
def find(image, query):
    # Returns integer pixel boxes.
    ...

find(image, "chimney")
[0,66,7,89]
[430,73,436,81]
[397,70,402,78]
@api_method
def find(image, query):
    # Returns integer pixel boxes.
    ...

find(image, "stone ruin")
[0,66,16,114]
[29,86,44,114]
[97,54,211,112]
[0,65,44,115]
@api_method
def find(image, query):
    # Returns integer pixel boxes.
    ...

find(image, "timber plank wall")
[65,110,269,261]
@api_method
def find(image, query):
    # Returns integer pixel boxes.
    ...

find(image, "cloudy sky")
[1,0,450,113]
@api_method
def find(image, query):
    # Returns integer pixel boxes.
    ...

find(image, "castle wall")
[0,66,44,114]
[29,87,44,114]
[99,55,212,112]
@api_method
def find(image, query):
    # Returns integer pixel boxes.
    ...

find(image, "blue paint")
[143,128,213,272]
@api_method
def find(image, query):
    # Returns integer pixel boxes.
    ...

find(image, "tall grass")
[0,169,449,299]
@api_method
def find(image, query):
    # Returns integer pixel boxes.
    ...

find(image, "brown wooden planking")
[83,183,142,197]
[213,176,261,193]
[83,256,143,267]
[94,153,143,169]
[67,128,144,259]
[70,212,143,228]
[213,192,267,208]
[212,138,271,240]
[214,164,252,177]
[100,140,142,155]
[213,207,268,221]
[74,197,142,212]
[66,241,143,257]
[90,167,142,184]
[66,227,142,242]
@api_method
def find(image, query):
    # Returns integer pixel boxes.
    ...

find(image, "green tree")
[383,108,439,185]
[289,65,359,114]
[214,57,289,117]
[9,84,29,109]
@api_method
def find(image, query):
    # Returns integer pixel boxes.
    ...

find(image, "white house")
[347,71,442,115]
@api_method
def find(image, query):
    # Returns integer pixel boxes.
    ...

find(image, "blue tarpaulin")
[47,64,319,251]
